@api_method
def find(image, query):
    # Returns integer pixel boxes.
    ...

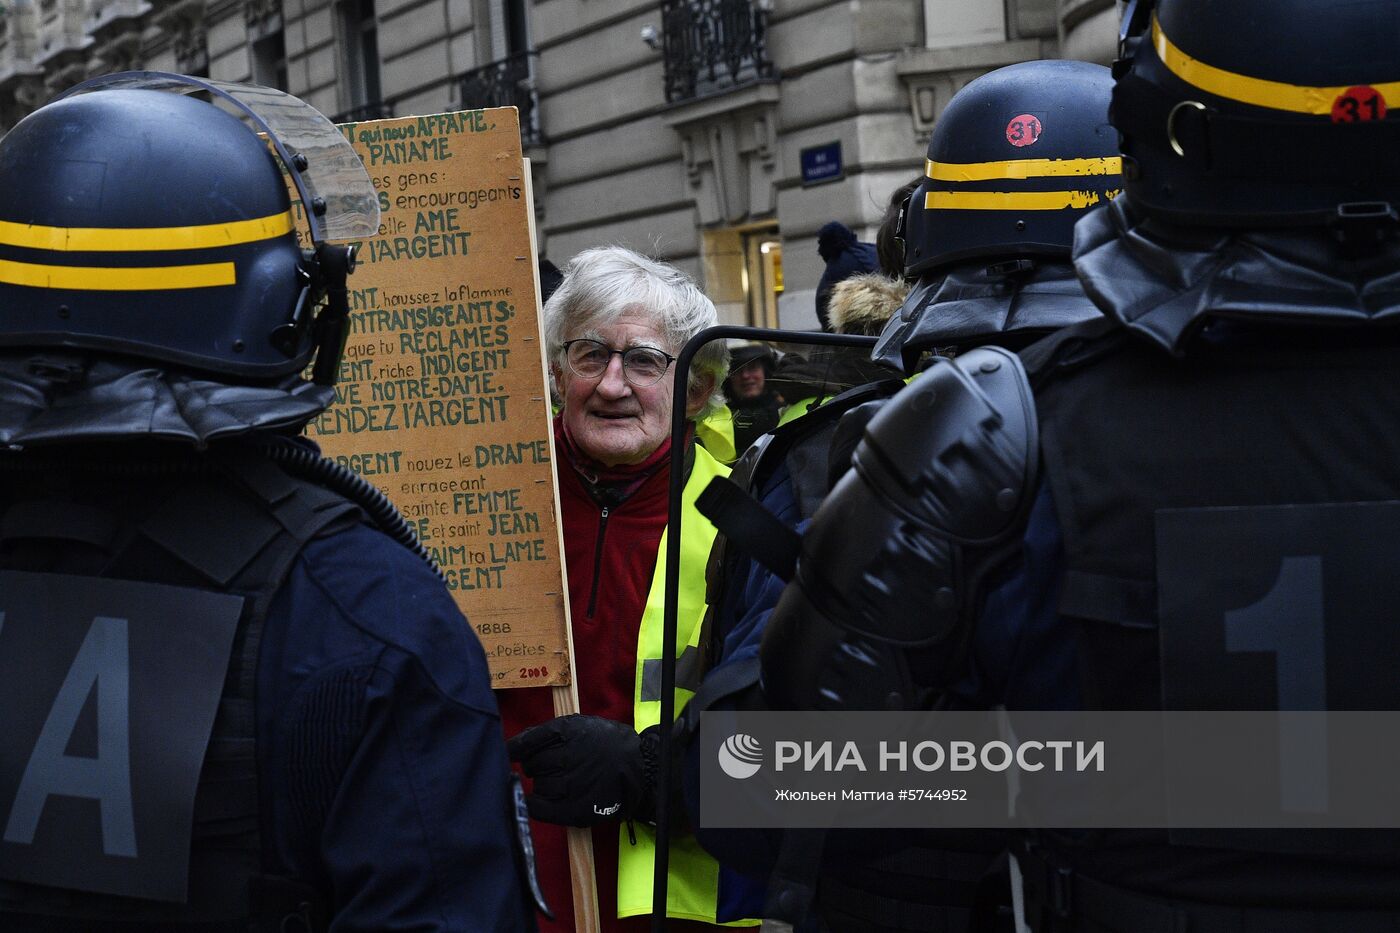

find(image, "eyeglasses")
[562,338,677,387]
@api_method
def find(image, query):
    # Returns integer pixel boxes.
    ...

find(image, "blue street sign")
[800,142,843,187]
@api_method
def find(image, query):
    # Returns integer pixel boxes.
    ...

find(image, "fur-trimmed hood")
[827,273,910,336]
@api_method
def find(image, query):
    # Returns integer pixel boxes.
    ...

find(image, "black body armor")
[691,373,1022,933]
[760,347,1038,713]
[1015,197,1400,929]
[0,446,359,931]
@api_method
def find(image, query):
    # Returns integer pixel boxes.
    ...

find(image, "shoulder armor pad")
[761,347,1038,709]
[854,346,1038,547]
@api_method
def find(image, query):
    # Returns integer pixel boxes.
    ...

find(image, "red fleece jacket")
[497,421,718,933]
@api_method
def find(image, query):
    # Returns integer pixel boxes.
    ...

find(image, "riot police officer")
[0,75,538,930]
[872,59,1120,370]
[685,60,1122,932]
[761,0,1400,928]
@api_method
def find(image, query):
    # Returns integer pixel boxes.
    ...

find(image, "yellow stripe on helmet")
[0,259,236,290]
[1152,15,1400,115]
[927,157,1122,182]
[925,190,1119,211]
[0,211,294,252]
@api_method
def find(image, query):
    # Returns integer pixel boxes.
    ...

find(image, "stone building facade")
[0,0,1116,329]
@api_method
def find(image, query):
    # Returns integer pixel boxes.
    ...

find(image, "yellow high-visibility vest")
[615,444,756,925]
[695,406,738,464]
[777,395,825,428]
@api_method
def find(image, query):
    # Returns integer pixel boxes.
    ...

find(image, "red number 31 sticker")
[1006,114,1043,147]
[1332,86,1387,123]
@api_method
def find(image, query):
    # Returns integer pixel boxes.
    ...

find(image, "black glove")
[507,715,660,827]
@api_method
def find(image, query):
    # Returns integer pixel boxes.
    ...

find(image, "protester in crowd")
[770,187,916,429]
[683,60,1120,931]
[813,220,878,331]
[499,246,750,931]
[763,3,1400,928]
[770,186,916,427]
[670,184,916,931]
[539,257,565,304]
[826,272,910,337]
[875,176,923,286]
[826,169,919,343]
[695,343,780,464]
[0,76,536,931]
[723,343,781,453]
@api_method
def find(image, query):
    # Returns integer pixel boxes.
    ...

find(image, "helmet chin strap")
[310,243,357,386]
[1329,201,1400,253]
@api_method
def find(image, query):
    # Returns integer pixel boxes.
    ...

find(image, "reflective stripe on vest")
[616,445,757,925]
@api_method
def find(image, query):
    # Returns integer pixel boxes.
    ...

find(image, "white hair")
[544,245,729,417]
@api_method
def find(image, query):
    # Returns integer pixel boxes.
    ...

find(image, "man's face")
[555,311,693,467]
[730,359,767,401]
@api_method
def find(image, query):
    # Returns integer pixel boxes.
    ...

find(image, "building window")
[336,0,385,120]
[747,233,782,329]
[702,225,781,328]
[251,29,287,90]
[174,22,210,77]
[459,0,539,144]
[500,0,527,58]
[458,51,540,145]
[660,0,774,103]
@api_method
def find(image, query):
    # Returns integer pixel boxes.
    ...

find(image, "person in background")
[875,176,922,288]
[539,257,565,305]
[813,220,878,332]
[826,271,911,339]
[499,246,754,932]
[0,76,535,932]
[723,343,780,454]
[769,184,916,427]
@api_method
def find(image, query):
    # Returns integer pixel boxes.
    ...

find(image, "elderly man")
[499,246,745,932]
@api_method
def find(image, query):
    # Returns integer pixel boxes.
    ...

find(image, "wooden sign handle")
[527,159,600,933]
[553,685,600,932]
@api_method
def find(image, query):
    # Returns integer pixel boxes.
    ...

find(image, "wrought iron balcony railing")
[458,50,542,146]
[332,100,394,123]
[661,0,773,103]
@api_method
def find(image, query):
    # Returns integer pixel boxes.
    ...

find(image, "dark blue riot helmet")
[873,60,1120,371]
[903,59,1122,278]
[0,73,379,383]
[1113,0,1400,229]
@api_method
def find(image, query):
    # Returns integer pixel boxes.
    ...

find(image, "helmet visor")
[57,72,379,243]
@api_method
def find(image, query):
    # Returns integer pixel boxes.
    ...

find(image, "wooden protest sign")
[302,107,570,689]
[302,108,600,932]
